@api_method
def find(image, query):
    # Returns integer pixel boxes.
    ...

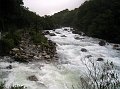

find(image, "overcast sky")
[23,0,85,16]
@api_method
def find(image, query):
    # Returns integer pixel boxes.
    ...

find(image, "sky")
[23,0,85,16]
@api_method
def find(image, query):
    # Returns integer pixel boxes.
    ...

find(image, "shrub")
[29,30,49,46]
[0,82,25,89]
[0,31,21,56]
[80,57,120,89]
[0,38,15,55]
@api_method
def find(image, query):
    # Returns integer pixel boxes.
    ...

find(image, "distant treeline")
[51,0,120,44]
[0,0,55,32]
[0,0,120,44]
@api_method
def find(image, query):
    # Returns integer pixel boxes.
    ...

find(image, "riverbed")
[0,27,120,89]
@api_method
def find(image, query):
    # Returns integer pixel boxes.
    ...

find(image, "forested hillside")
[52,0,120,43]
[0,0,55,55]
[0,0,55,32]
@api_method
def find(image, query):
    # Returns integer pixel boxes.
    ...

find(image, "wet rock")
[72,30,83,35]
[36,82,47,89]
[6,65,12,69]
[113,44,120,50]
[97,58,104,61]
[86,55,92,58]
[72,30,78,34]
[61,35,67,37]
[14,55,28,63]
[37,45,41,48]
[12,48,19,52]
[82,33,86,36]
[45,55,51,59]
[64,28,68,31]
[33,56,40,60]
[28,54,34,58]
[27,75,38,81]
[21,55,28,59]
[56,32,60,34]
[43,31,50,35]
[113,44,119,47]
[74,37,84,40]
[99,40,106,46]
[81,48,87,52]
[20,47,23,51]
[49,33,56,36]
[70,28,73,30]
[32,45,36,48]
[42,51,47,56]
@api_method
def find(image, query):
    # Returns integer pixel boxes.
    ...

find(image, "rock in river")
[49,33,56,36]
[113,44,120,50]
[6,65,12,69]
[61,35,67,37]
[97,58,104,61]
[81,48,87,52]
[27,75,38,81]
[99,40,106,46]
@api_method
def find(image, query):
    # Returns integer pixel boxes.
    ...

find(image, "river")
[0,27,120,89]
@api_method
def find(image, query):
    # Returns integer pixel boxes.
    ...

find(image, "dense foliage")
[0,0,55,56]
[0,0,55,32]
[52,0,120,43]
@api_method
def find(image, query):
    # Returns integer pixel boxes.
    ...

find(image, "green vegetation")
[0,0,55,32]
[0,31,21,55]
[80,58,120,89]
[29,30,49,46]
[0,82,25,89]
[0,0,56,56]
[52,0,120,44]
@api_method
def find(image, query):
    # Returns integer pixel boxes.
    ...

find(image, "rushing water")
[0,27,120,89]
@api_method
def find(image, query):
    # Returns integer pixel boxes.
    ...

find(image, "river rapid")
[0,27,120,89]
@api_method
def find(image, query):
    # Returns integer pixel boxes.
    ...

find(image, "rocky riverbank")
[9,30,58,63]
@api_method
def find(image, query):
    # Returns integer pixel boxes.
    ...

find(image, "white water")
[0,27,120,89]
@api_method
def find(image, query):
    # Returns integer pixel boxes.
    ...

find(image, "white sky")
[23,0,85,16]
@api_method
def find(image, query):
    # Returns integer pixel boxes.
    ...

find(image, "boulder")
[64,28,68,31]
[81,48,87,52]
[72,30,83,35]
[43,31,50,35]
[28,54,34,58]
[27,75,38,81]
[37,45,41,48]
[12,48,19,52]
[45,55,51,59]
[32,45,36,48]
[33,56,40,60]
[82,33,86,36]
[99,41,106,46]
[14,55,28,63]
[70,28,73,30]
[72,30,78,34]
[19,47,23,51]
[113,44,120,50]
[56,32,60,34]
[97,58,104,61]
[74,37,84,40]
[61,35,67,37]
[6,65,12,69]
[49,33,56,36]
[42,51,47,56]
[113,44,119,47]
[86,55,92,58]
